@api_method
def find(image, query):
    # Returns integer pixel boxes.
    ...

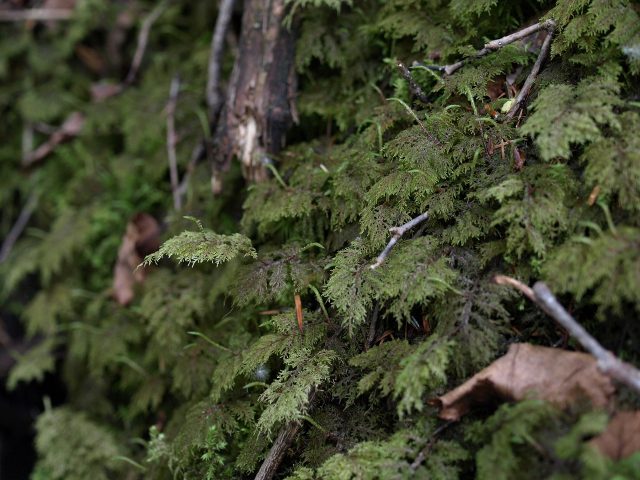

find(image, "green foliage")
[521,76,621,160]
[143,218,256,266]
[32,407,124,480]
[2,0,640,478]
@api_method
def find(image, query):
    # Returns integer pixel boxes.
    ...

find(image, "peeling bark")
[213,0,297,190]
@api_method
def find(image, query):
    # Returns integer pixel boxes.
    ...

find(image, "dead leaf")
[435,343,615,421]
[75,45,106,74]
[295,294,303,333]
[589,411,640,460]
[486,78,505,101]
[113,213,160,305]
[514,147,525,170]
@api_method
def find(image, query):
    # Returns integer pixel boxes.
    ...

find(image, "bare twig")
[0,9,74,22]
[124,0,168,85]
[396,62,431,104]
[410,421,454,471]
[166,75,182,211]
[0,191,38,263]
[434,19,556,76]
[505,21,555,119]
[254,420,302,480]
[495,275,640,396]
[175,141,206,207]
[207,0,236,122]
[370,212,429,270]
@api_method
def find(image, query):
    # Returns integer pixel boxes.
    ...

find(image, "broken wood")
[213,0,297,189]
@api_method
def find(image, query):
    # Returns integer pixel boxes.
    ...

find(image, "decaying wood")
[213,0,297,189]
[254,420,302,480]
[495,276,640,396]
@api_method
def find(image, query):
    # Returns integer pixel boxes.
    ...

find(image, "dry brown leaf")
[589,411,640,460]
[75,44,106,74]
[435,343,615,421]
[588,185,601,206]
[112,213,160,306]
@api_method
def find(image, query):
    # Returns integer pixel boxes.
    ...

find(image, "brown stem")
[370,212,429,270]
[254,421,302,480]
[506,21,555,119]
[396,62,431,104]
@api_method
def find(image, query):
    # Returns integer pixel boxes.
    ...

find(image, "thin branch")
[0,9,74,22]
[0,191,38,263]
[124,0,168,85]
[370,212,429,270]
[254,420,302,480]
[366,302,380,349]
[166,75,182,211]
[206,0,236,122]
[505,21,555,119]
[396,62,431,104]
[410,421,454,471]
[495,275,640,396]
[431,19,556,76]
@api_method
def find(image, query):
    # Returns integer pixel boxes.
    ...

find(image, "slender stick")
[0,9,74,21]
[206,0,236,122]
[370,212,429,270]
[495,275,640,395]
[166,75,182,211]
[254,420,302,480]
[0,191,38,263]
[506,21,555,119]
[396,62,431,104]
[366,302,380,349]
[124,0,168,85]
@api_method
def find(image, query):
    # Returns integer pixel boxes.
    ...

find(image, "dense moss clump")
[1,0,639,478]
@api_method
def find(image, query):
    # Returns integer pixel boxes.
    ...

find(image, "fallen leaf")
[486,78,505,101]
[434,343,615,421]
[113,213,160,305]
[589,411,640,460]
[514,147,525,170]
[295,294,303,333]
[75,45,106,74]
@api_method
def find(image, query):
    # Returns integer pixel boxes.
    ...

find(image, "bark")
[213,0,297,190]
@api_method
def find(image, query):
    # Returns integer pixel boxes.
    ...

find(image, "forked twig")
[166,75,182,211]
[370,212,429,270]
[495,275,640,395]
[426,19,556,118]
